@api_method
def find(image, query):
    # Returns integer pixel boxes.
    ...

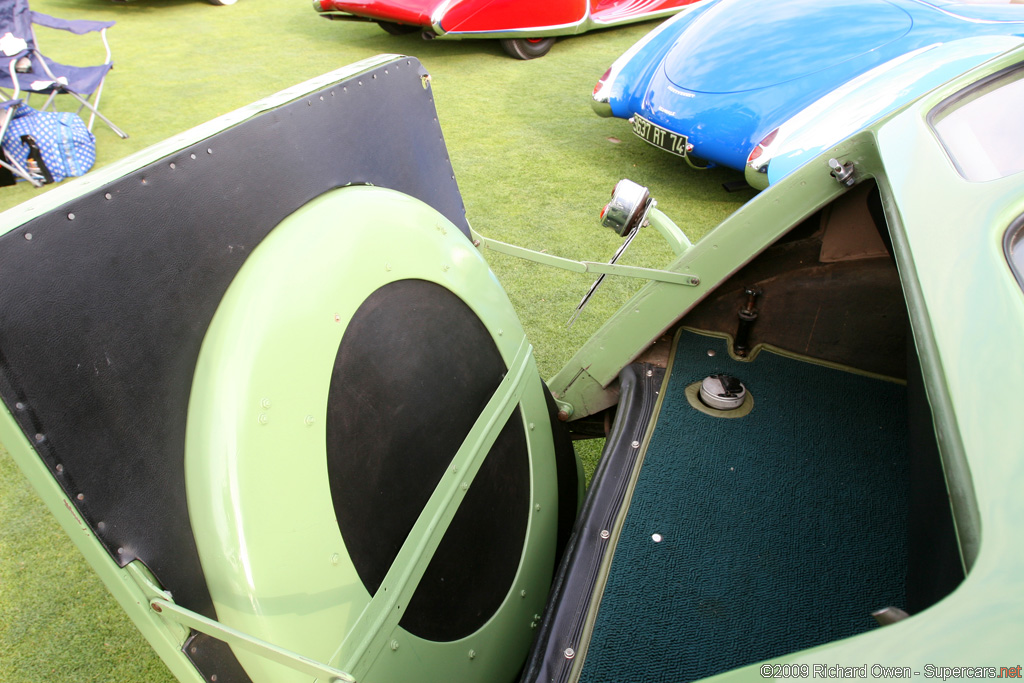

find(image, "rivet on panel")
[460,482,469,491]
[331,553,340,566]
[15,402,24,410]
[652,533,663,543]
[169,163,176,170]
[207,148,213,155]
[24,233,31,240]
[304,415,315,427]
[529,423,535,430]
[535,504,541,512]
[260,398,271,409]
[520,590,527,598]
[68,213,75,220]
[334,314,341,322]
[258,414,269,425]
[55,464,64,473]
[34,433,44,442]
[468,650,476,660]
[631,441,640,449]
[104,193,112,200]
[190,153,197,160]
[390,640,399,651]
[564,648,575,660]
[385,263,392,272]
[600,529,610,540]
[76,493,85,501]
[707,349,716,357]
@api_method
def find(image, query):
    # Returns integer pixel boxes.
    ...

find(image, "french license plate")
[631,115,689,157]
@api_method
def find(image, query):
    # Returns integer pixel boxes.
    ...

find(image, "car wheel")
[500,38,555,60]
[377,20,419,35]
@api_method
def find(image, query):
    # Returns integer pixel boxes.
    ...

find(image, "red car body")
[313,0,699,58]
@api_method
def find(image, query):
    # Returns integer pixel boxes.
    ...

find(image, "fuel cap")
[699,374,747,411]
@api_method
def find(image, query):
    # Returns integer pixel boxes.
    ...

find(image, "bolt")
[520,590,527,598]
[468,650,476,660]
[152,602,162,613]
[690,276,701,286]
[390,640,400,651]
[557,410,569,422]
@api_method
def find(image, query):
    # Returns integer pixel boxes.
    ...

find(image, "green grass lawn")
[0,0,752,679]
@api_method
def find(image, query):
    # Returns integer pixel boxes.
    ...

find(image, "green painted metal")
[547,147,852,418]
[149,598,355,683]
[185,185,563,683]
[647,208,692,256]
[0,405,207,683]
[474,231,699,285]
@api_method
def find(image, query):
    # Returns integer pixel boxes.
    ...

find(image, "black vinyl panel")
[0,56,467,624]
[326,279,531,642]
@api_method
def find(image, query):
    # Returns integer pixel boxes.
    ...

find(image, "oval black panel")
[326,279,530,642]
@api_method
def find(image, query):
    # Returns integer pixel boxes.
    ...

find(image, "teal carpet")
[581,332,908,682]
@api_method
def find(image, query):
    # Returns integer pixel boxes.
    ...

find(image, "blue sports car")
[592,0,1024,181]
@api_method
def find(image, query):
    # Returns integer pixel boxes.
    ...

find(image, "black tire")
[377,20,419,35]
[500,37,555,60]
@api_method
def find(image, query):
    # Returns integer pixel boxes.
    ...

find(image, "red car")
[312,0,699,58]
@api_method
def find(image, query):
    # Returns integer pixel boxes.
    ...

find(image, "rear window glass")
[931,66,1024,181]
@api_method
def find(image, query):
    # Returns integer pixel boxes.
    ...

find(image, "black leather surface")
[0,56,467,631]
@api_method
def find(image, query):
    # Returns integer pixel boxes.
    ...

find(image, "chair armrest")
[30,11,115,35]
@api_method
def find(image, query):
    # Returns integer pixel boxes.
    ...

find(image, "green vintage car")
[0,42,1022,682]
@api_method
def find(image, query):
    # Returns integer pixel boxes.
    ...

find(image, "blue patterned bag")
[2,104,96,183]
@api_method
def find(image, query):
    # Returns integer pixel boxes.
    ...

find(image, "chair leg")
[63,89,128,139]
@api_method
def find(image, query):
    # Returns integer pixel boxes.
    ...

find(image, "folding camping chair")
[0,0,126,139]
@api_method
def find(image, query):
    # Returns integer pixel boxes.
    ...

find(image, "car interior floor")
[580,329,909,681]
[574,184,964,680]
